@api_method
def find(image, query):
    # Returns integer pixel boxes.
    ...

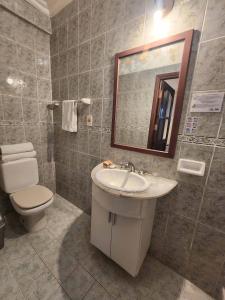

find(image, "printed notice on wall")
[190,92,224,113]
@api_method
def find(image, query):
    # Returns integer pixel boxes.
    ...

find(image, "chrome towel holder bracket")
[47,98,91,110]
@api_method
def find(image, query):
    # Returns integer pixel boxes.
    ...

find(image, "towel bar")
[47,102,60,110]
[47,98,91,110]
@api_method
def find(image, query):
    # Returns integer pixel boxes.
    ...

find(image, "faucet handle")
[137,169,150,175]
[120,161,129,169]
[137,170,144,175]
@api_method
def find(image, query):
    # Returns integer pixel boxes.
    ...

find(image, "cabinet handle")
[112,213,117,225]
[108,212,112,223]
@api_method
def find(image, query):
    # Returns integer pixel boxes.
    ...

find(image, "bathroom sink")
[91,163,178,218]
[95,168,150,192]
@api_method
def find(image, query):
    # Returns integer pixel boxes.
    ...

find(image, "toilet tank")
[0,158,39,194]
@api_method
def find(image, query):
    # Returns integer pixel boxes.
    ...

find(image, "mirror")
[111,30,194,158]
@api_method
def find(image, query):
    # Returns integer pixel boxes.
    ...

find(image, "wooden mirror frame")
[111,30,194,158]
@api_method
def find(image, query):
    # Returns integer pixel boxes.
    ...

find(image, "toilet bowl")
[0,148,54,232]
[10,185,54,232]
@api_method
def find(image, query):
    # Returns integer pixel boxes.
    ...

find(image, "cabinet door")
[90,198,112,257]
[111,215,142,276]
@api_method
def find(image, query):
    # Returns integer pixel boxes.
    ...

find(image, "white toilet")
[0,145,54,232]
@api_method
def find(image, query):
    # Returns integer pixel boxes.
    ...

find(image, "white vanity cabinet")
[91,164,177,276]
[91,198,112,257]
[90,183,156,276]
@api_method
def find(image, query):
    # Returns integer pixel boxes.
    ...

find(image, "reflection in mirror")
[112,30,194,158]
[148,72,179,151]
[115,41,183,150]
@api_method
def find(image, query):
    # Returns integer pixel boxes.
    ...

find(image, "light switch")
[87,114,93,126]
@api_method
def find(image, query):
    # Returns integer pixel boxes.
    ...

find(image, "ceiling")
[46,0,73,16]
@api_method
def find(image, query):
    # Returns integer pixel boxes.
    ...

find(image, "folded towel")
[0,142,34,155]
[62,100,77,132]
[0,151,37,163]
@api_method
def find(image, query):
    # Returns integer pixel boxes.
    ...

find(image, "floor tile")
[4,235,36,261]
[26,227,56,252]
[53,194,84,216]
[8,253,47,284]
[84,282,113,300]
[5,212,26,238]
[61,263,95,300]
[38,239,78,282]
[0,194,214,300]
[46,208,79,240]
[48,286,70,300]
[21,270,61,300]
[178,281,213,300]
[0,262,24,300]
[56,214,95,261]
[80,249,144,300]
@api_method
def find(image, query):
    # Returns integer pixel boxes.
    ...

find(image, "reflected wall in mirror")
[111,30,194,158]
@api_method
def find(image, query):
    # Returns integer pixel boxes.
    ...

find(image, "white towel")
[0,142,34,155]
[1,151,37,162]
[62,100,77,132]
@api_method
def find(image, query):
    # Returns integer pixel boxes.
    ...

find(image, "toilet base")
[20,211,47,232]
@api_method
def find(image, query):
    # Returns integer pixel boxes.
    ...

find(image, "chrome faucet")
[120,161,136,173]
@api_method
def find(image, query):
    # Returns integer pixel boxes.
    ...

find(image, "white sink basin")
[95,168,150,193]
[92,163,178,218]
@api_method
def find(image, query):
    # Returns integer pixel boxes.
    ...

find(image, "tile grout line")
[169,210,225,236]
[36,205,96,299]
[181,0,209,137]
[200,34,225,44]
[79,260,116,300]
[189,145,215,251]
[40,205,103,300]
[34,36,46,177]
[22,203,87,300]
[51,0,225,50]
[0,31,51,61]
[28,236,73,299]
[99,30,107,161]
[4,258,28,299]
[81,279,96,300]
[15,39,26,144]
[216,96,225,139]
[187,0,223,255]
[66,19,70,100]
[86,1,92,162]
[0,5,51,40]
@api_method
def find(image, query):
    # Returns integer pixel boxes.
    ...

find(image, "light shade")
[154,0,174,16]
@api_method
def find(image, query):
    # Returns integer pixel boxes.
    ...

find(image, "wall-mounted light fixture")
[153,0,174,37]
[154,0,174,19]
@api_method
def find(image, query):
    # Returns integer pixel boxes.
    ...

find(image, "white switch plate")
[87,114,93,126]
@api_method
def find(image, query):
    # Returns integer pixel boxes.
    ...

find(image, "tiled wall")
[0,0,51,33]
[50,0,225,297]
[0,2,55,213]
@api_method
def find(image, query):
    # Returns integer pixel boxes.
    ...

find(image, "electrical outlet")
[87,114,93,126]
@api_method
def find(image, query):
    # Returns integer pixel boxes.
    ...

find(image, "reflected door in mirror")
[148,73,179,152]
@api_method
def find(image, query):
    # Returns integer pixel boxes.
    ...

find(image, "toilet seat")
[0,146,54,231]
[11,185,53,209]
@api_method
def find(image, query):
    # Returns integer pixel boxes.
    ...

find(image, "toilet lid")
[11,185,53,209]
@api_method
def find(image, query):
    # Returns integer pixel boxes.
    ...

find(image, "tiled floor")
[0,194,214,300]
